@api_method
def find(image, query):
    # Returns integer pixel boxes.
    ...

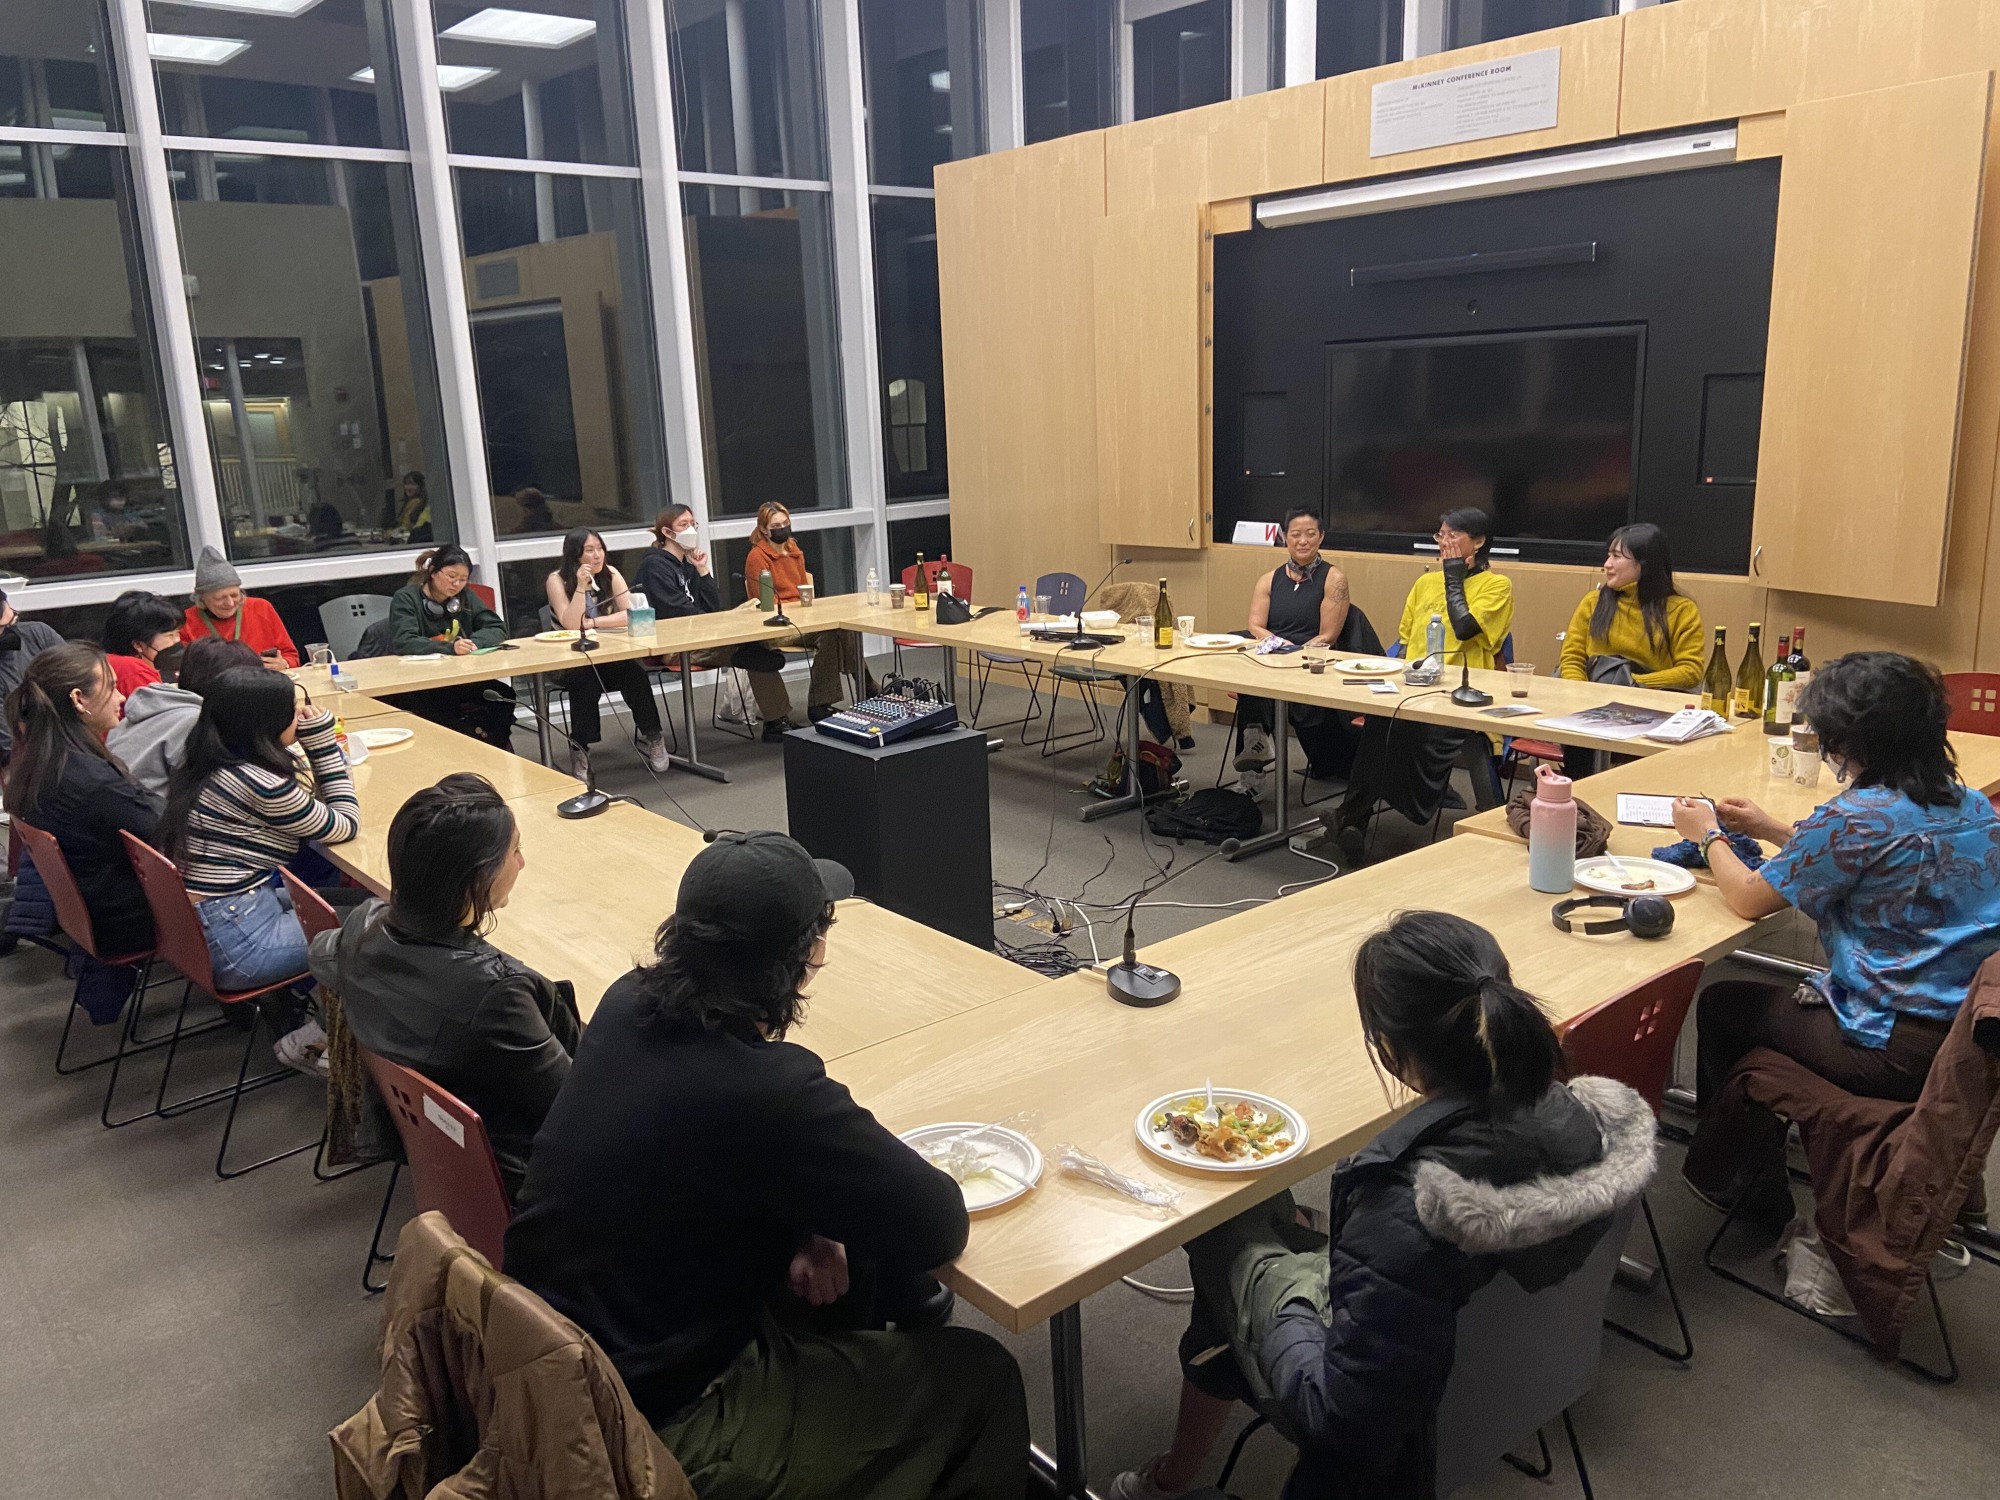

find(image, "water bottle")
[758,567,776,612]
[1017,584,1030,634]
[1425,611,1445,661]
[1527,764,1578,895]
[329,660,359,694]
[866,567,880,606]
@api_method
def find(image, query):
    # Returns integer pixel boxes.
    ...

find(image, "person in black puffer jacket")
[1111,911,1656,1500]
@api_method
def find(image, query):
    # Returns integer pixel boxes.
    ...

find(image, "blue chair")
[974,571,1087,742]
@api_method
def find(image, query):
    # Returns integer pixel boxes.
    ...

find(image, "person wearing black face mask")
[0,587,66,765]
[100,590,186,713]
[743,502,872,723]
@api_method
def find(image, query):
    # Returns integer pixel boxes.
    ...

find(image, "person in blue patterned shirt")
[1669,651,2000,1231]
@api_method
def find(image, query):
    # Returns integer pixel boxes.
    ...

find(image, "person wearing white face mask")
[633,505,795,741]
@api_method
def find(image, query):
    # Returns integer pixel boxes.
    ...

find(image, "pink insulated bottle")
[1527,764,1578,894]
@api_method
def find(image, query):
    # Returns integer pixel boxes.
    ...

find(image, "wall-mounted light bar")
[1256,128,1740,231]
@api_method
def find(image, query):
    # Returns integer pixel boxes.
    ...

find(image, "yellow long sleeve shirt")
[1557,587,1705,691]
[1397,565,1514,670]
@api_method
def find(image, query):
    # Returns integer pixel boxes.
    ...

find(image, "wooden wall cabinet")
[1093,203,1205,550]
[1752,70,1992,606]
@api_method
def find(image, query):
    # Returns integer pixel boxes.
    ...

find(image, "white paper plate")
[1136,1088,1308,1174]
[900,1122,1043,1211]
[1334,656,1405,675]
[355,726,414,749]
[398,654,441,664]
[1572,855,1697,898]
[535,629,580,642]
[339,736,368,766]
[1184,633,1246,650]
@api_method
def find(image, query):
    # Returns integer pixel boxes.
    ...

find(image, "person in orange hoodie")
[742,502,872,722]
[180,545,299,667]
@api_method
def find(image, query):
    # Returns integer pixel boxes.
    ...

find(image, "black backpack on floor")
[1146,787,1261,845]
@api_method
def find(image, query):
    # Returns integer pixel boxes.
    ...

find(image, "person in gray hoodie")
[0,588,66,765]
[107,636,261,798]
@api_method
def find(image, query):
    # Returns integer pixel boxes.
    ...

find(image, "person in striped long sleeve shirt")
[162,667,363,1072]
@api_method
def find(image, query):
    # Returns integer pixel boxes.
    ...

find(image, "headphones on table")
[1550,893,1676,940]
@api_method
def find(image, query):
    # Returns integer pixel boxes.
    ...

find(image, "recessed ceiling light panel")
[349,63,499,92]
[147,33,252,66]
[157,0,325,17]
[441,7,596,48]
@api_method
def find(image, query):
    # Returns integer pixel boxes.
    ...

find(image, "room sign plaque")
[1370,47,1561,158]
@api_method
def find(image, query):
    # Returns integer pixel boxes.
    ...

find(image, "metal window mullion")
[104,0,226,561]
[388,0,501,597]
[819,0,890,583]
[1282,0,1316,86]
[982,0,1024,151]
[626,0,713,533]
[1406,0,1449,59]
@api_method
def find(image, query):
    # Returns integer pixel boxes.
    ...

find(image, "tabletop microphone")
[483,687,610,819]
[1064,556,1133,651]
[1105,837,1239,1008]
[1447,639,1492,707]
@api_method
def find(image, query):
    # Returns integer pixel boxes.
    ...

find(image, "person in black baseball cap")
[504,831,1028,1498]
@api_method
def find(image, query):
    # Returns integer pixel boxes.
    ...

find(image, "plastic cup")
[307,643,333,670]
[889,583,906,609]
[1176,614,1195,642]
[1507,663,1535,698]
[1132,614,1153,642]
[1767,736,1795,779]
[1034,593,1051,622]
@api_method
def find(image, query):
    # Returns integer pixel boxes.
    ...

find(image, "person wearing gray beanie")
[179,545,300,667]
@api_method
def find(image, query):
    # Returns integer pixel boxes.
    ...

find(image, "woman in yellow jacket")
[1558,523,1704,690]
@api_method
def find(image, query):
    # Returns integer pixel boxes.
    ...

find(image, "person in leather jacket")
[310,772,580,1194]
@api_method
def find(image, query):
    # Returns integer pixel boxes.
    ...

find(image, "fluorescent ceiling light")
[1256,129,1739,231]
[147,33,252,66]
[440,8,596,48]
[156,0,325,17]
[350,63,499,92]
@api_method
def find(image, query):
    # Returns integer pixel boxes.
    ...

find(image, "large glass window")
[456,168,668,537]
[437,1,637,167]
[1132,0,1229,122]
[886,512,948,581]
[0,146,187,582]
[859,0,982,189]
[1319,0,1403,79]
[2,3,118,132]
[668,0,826,180]
[872,197,945,500]
[683,186,846,517]
[147,0,401,149]
[1446,0,1613,50]
[168,151,448,560]
[1021,0,1112,145]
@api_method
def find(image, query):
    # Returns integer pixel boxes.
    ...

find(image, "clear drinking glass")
[1132,614,1154,642]
[1034,593,1051,621]
[1508,663,1536,698]
[307,644,334,670]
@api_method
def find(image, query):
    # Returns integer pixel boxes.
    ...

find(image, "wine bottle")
[913,552,930,611]
[1154,578,1174,649]
[1762,632,1796,736]
[1731,622,1764,719]
[1787,626,1812,695]
[936,554,955,597]
[1700,627,1731,716]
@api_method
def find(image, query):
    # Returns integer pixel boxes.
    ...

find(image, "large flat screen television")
[1321,325,1643,555]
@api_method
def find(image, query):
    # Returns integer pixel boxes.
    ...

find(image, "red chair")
[120,833,321,1179]
[468,581,498,611]
[1560,960,1704,1363]
[895,560,974,688]
[361,1048,513,1272]
[280,870,343,941]
[10,819,187,1126]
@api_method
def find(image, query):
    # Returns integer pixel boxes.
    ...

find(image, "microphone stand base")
[765,612,793,628]
[1107,961,1181,1008]
[1449,686,1493,707]
[557,789,612,819]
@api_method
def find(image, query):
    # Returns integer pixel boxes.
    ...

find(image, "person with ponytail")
[383,544,517,748]
[1111,912,1655,1500]
[3,643,161,956]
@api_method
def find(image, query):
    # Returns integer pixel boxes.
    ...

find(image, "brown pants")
[691,646,793,723]
[798,629,868,709]
[1684,979,1967,1221]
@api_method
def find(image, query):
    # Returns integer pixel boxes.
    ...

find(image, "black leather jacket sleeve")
[1441,558,1482,641]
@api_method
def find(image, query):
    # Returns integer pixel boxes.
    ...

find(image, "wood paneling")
[1105,84,1324,218]
[1095,204,1204,549]
[1752,71,1990,606]
[1323,16,1626,184]
[935,135,1112,597]
[1735,110,1788,158]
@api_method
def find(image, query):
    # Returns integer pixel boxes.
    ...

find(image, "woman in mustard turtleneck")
[1558,523,1704,691]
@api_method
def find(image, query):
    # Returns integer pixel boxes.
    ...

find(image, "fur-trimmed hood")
[1412,1075,1656,1255]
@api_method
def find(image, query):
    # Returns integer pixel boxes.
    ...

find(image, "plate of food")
[1572,855,1696,898]
[535,629,581,643]
[1184,633,1246,650]
[1136,1088,1308,1173]
[355,726,415,750]
[900,1122,1043,1211]
[1333,656,1405,676]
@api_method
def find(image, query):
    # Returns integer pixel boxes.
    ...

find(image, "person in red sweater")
[100,590,184,710]
[180,546,299,667]
[742,502,872,722]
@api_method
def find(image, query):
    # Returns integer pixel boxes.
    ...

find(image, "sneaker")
[808,703,838,724]
[1237,768,1266,802]
[273,1019,329,1079]
[1233,728,1274,771]
[568,744,591,782]
[1109,1457,1189,1500]
[1175,735,1198,752]
[762,718,800,743]
[638,732,671,774]
[1934,1239,1974,1282]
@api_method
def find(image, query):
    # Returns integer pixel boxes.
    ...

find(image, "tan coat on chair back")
[1097,580,1194,741]
[331,1211,695,1500]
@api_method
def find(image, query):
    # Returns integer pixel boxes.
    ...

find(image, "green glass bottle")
[1731,622,1764,719]
[1700,627,1732,717]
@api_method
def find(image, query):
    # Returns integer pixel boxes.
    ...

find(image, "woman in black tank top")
[1237,510,1355,789]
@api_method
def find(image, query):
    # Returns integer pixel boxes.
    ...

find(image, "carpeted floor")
[1,669,1994,1499]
